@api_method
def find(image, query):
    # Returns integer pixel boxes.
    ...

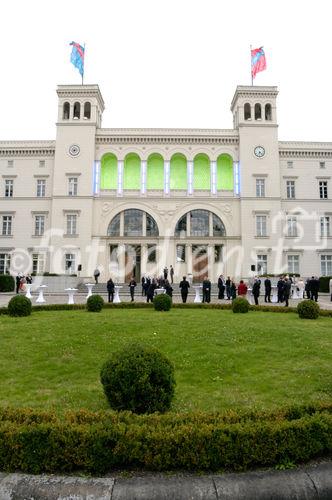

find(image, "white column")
[118,244,126,283]
[117,160,123,196]
[187,160,193,195]
[141,160,147,195]
[141,244,147,277]
[211,160,216,195]
[93,160,101,195]
[207,244,214,281]
[164,160,170,195]
[186,243,192,276]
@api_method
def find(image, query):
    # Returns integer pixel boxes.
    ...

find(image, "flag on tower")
[251,47,266,80]
[70,42,85,80]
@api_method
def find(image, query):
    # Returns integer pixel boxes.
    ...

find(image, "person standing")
[129,277,137,302]
[309,276,319,302]
[93,268,100,284]
[141,276,146,296]
[163,266,168,280]
[169,265,174,284]
[217,274,225,299]
[202,276,211,303]
[106,277,115,303]
[329,278,332,302]
[16,273,22,294]
[283,277,291,307]
[225,276,231,300]
[179,276,190,303]
[264,277,272,303]
[252,278,261,305]
[237,280,247,297]
[277,277,285,303]
[164,279,173,298]
[146,278,156,303]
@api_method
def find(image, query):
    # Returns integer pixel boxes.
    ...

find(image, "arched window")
[147,153,164,190]
[193,154,210,190]
[73,102,81,119]
[254,103,262,120]
[170,153,187,190]
[265,103,272,121]
[216,154,233,191]
[63,102,70,120]
[244,103,251,120]
[101,153,117,190]
[84,102,91,119]
[174,210,226,237]
[124,153,141,190]
[107,210,159,237]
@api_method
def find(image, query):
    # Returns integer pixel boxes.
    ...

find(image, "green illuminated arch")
[194,153,210,190]
[147,153,164,190]
[217,154,234,190]
[100,153,117,189]
[124,153,141,190]
[170,153,187,190]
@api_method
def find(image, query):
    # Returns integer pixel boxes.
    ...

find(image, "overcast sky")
[1,0,332,142]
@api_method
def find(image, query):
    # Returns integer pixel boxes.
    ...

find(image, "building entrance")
[125,244,141,283]
[192,245,208,282]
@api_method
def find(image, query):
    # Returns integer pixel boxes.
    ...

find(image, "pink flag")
[251,47,266,79]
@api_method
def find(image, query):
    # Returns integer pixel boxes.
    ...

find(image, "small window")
[107,213,120,237]
[244,103,251,120]
[68,177,78,196]
[5,179,13,197]
[39,160,45,168]
[176,244,186,262]
[146,213,159,236]
[175,214,187,237]
[254,103,262,120]
[320,161,325,169]
[256,215,267,237]
[286,180,295,199]
[287,255,299,274]
[265,103,272,121]
[0,253,11,274]
[63,102,70,120]
[147,244,157,263]
[36,179,46,197]
[320,216,330,237]
[34,215,45,236]
[2,215,12,236]
[84,102,91,119]
[65,253,76,273]
[286,216,297,237]
[319,181,328,199]
[257,254,267,275]
[321,255,332,276]
[287,161,293,168]
[66,214,77,235]
[73,102,80,119]
[32,253,46,275]
[7,160,13,168]
[110,245,118,263]
[256,178,265,197]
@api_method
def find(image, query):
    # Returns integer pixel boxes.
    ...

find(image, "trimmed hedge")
[153,293,172,311]
[319,276,332,293]
[0,404,331,474]
[100,344,175,414]
[232,297,250,313]
[297,300,320,319]
[0,275,15,292]
[8,295,32,317]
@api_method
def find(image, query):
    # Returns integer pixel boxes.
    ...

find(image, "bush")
[0,275,15,292]
[319,276,332,293]
[153,293,172,311]
[297,300,320,319]
[86,294,104,312]
[8,295,32,317]
[232,297,250,313]
[100,344,175,414]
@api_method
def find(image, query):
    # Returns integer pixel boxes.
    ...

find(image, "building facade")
[0,84,331,282]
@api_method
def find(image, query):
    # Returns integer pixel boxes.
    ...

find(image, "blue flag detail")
[70,42,85,77]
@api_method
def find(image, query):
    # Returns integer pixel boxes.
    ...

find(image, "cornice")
[0,141,55,157]
[96,128,239,145]
[279,141,332,159]
[231,85,278,111]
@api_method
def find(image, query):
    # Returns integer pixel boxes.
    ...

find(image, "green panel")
[217,154,234,190]
[170,154,187,190]
[194,154,210,190]
[147,154,164,190]
[124,153,141,190]
[100,153,117,189]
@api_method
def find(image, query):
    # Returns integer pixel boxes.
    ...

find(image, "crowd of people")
[15,273,33,294]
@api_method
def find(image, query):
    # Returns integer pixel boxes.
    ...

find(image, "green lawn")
[0,309,331,412]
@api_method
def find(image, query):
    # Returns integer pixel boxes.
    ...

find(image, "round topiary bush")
[8,295,32,317]
[232,297,250,313]
[87,294,104,312]
[100,343,176,414]
[297,299,320,319]
[153,293,172,311]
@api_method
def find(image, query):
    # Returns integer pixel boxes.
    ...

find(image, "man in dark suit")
[202,276,211,303]
[264,277,272,302]
[106,277,115,303]
[217,275,225,300]
[283,277,291,307]
[179,276,190,303]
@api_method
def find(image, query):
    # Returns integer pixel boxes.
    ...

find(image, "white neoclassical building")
[0,83,331,282]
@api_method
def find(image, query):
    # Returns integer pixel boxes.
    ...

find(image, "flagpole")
[250,45,253,86]
[82,43,85,85]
